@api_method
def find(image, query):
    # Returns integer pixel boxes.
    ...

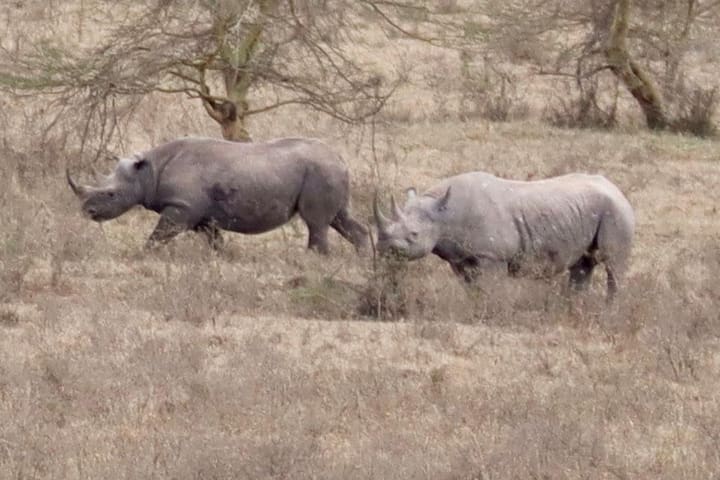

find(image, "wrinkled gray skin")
[374,172,635,300]
[68,137,368,254]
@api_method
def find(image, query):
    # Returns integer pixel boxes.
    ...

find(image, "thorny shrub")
[670,85,718,138]
[544,74,619,130]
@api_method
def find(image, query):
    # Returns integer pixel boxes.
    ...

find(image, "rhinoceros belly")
[508,249,575,278]
[205,184,297,234]
[212,201,296,233]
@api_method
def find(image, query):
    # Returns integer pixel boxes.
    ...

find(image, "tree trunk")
[200,0,278,142]
[221,114,251,142]
[202,98,251,142]
[605,0,669,130]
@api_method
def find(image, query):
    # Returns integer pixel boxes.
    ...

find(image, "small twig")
[370,114,380,181]
[368,220,378,274]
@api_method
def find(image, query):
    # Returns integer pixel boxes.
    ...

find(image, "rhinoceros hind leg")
[568,254,598,292]
[296,168,346,254]
[307,223,330,255]
[330,208,368,252]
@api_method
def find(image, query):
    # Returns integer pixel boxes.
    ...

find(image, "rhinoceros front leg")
[450,258,482,284]
[145,207,191,249]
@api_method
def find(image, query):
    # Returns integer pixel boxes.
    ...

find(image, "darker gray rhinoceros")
[373,172,635,300]
[67,137,368,254]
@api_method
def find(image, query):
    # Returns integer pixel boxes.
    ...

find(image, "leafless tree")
[0,0,410,152]
[488,0,719,133]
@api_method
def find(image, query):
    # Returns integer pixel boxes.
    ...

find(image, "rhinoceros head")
[373,186,451,260]
[67,156,151,222]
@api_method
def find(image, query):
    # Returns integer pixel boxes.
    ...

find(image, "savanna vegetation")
[1,1,719,478]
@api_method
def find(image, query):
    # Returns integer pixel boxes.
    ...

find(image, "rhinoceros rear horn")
[66,169,89,198]
[436,186,452,211]
[373,193,391,232]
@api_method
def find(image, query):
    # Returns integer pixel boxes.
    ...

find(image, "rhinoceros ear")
[435,186,451,212]
[406,188,417,200]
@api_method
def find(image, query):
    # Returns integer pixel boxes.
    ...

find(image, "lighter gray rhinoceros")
[373,172,635,300]
[67,136,368,254]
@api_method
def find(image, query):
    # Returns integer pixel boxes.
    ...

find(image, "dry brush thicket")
[2,2,720,479]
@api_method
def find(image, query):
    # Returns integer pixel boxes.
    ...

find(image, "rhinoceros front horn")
[66,169,88,198]
[373,193,391,232]
[390,195,404,221]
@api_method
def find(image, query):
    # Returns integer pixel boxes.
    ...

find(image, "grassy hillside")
[1,2,720,478]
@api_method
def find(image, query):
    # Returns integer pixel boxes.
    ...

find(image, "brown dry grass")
[2,3,720,479]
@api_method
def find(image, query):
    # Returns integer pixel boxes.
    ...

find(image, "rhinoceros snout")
[82,205,102,221]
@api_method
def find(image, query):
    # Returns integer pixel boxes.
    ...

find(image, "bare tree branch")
[0,0,410,146]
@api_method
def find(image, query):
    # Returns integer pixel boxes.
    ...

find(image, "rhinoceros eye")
[106,192,115,198]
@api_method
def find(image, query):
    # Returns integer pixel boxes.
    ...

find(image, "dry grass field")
[2,3,720,479]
